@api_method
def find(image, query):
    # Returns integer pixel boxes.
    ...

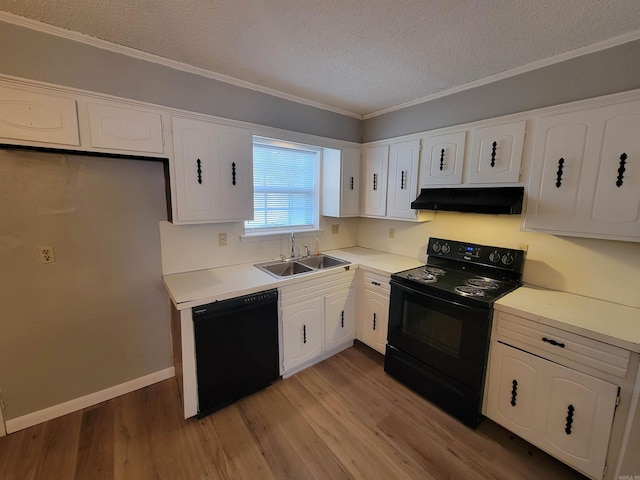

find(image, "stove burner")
[407,272,438,283]
[466,278,501,290]
[455,285,486,297]
[424,266,446,276]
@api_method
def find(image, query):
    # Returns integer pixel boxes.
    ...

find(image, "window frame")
[244,136,322,237]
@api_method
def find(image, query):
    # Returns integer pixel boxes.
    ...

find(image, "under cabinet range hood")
[411,187,524,215]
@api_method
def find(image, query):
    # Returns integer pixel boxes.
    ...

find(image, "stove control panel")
[428,237,525,273]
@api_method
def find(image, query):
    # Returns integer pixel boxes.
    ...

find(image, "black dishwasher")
[193,288,279,417]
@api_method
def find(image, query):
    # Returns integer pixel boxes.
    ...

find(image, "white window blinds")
[245,139,318,231]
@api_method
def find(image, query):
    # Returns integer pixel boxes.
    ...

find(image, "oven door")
[387,279,492,391]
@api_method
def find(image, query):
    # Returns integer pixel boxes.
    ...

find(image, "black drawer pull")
[196,158,203,184]
[373,173,378,191]
[341,310,344,328]
[555,158,565,188]
[439,148,445,171]
[371,281,381,286]
[231,162,237,185]
[616,153,627,187]
[350,176,354,190]
[400,170,406,190]
[303,324,307,344]
[542,337,565,348]
[510,379,518,407]
[373,313,377,331]
[490,141,497,167]
[565,404,574,435]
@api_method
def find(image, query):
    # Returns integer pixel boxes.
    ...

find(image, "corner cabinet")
[171,116,253,224]
[357,270,390,354]
[322,146,360,217]
[524,100,640,242]
[468,121,525,184]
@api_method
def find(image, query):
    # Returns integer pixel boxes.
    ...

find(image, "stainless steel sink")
[296,254,349,269]
[254,254,350,279]
[256,260,313,278]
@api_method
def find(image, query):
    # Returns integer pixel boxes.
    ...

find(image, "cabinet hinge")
[616,387,621,407]
[603,462,607,476]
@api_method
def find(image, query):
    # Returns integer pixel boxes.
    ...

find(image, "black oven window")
[401,302,463,358]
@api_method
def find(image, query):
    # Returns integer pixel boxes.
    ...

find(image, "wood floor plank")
[0,421,46,480]
[32,411,82,480]
[239,383,350,480]
[74,400,115,480]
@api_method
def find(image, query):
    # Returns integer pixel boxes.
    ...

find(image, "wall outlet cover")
[331,224,339,234]
[38,246,55,264]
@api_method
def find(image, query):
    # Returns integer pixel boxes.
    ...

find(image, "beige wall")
[358,213,640,308]
[0,149,171,419]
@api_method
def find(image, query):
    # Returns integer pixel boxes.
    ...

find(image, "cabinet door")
[0,85,79,146]
[360,289,389,354]
[486,342,543,436]
[468,121,525,183]
[387,140,420,219]
[362,145,389,216]
[341,147,361,216]
[591,104,640,237]
[525,110,599,232]
[282,297,324,372]
[420,131,466,186]
[172,116,253,223]
[325,288,356,352]
[87,102,164,153]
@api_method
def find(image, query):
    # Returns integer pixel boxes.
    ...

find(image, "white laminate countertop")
[162,247,423,310]
[495,285,640,353]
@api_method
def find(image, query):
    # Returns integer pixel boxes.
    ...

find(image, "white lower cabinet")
[486,313,623,480]
[325,288,356,352]
[282,296,324,372]
[280,270,356,376]
[357,271,390,355]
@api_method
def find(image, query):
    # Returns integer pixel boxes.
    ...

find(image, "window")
[245,137,320,234]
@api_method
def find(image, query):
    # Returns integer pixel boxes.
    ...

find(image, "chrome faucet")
[290,230,296,259]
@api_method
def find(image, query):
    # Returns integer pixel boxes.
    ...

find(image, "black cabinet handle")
[231,162,236,185]
[341,311,344,328]
[439,148,445,171]
[196,158,203,184]
[542,337,565,348]
[303,324,307,344]
[373,313,377,330]
[350,176,354,190]
[490,141,497,167]
[555,158,565,188]
[373,173,378,191]
[371,281,381,286]
[400,170,406,190]
[565,404,575,435]
[616,153,627,187]
[510,379,518,406]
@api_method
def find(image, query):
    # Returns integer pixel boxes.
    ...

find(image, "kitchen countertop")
[495,285,640,353]
[162,247,423,310]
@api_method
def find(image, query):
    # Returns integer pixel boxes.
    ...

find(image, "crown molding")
[362,28,640,120]
[0,11,362,119]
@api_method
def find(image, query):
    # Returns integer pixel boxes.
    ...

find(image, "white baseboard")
[5,367,175,434]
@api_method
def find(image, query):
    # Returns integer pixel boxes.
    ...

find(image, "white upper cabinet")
[361,145,389,217]
[86,102,164,153]
[387,139,421,219]
[420,131,466,186]
[0,84,79,146]
[525,100,640,242]
[468,121,525,183]
[171,116,253,224]
[322,146,360,217]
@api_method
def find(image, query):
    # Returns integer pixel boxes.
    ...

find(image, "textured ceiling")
[1,0,639,116]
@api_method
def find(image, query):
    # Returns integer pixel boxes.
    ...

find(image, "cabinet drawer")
[495,312,630,378]
[361,270,390,294]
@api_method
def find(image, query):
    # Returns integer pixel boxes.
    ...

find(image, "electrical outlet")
[38,246,55,264]
[218,233,227,246]
[331,224,339,234]
[389,228,395,239]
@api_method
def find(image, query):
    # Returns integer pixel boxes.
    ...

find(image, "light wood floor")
[0,342,586,480]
